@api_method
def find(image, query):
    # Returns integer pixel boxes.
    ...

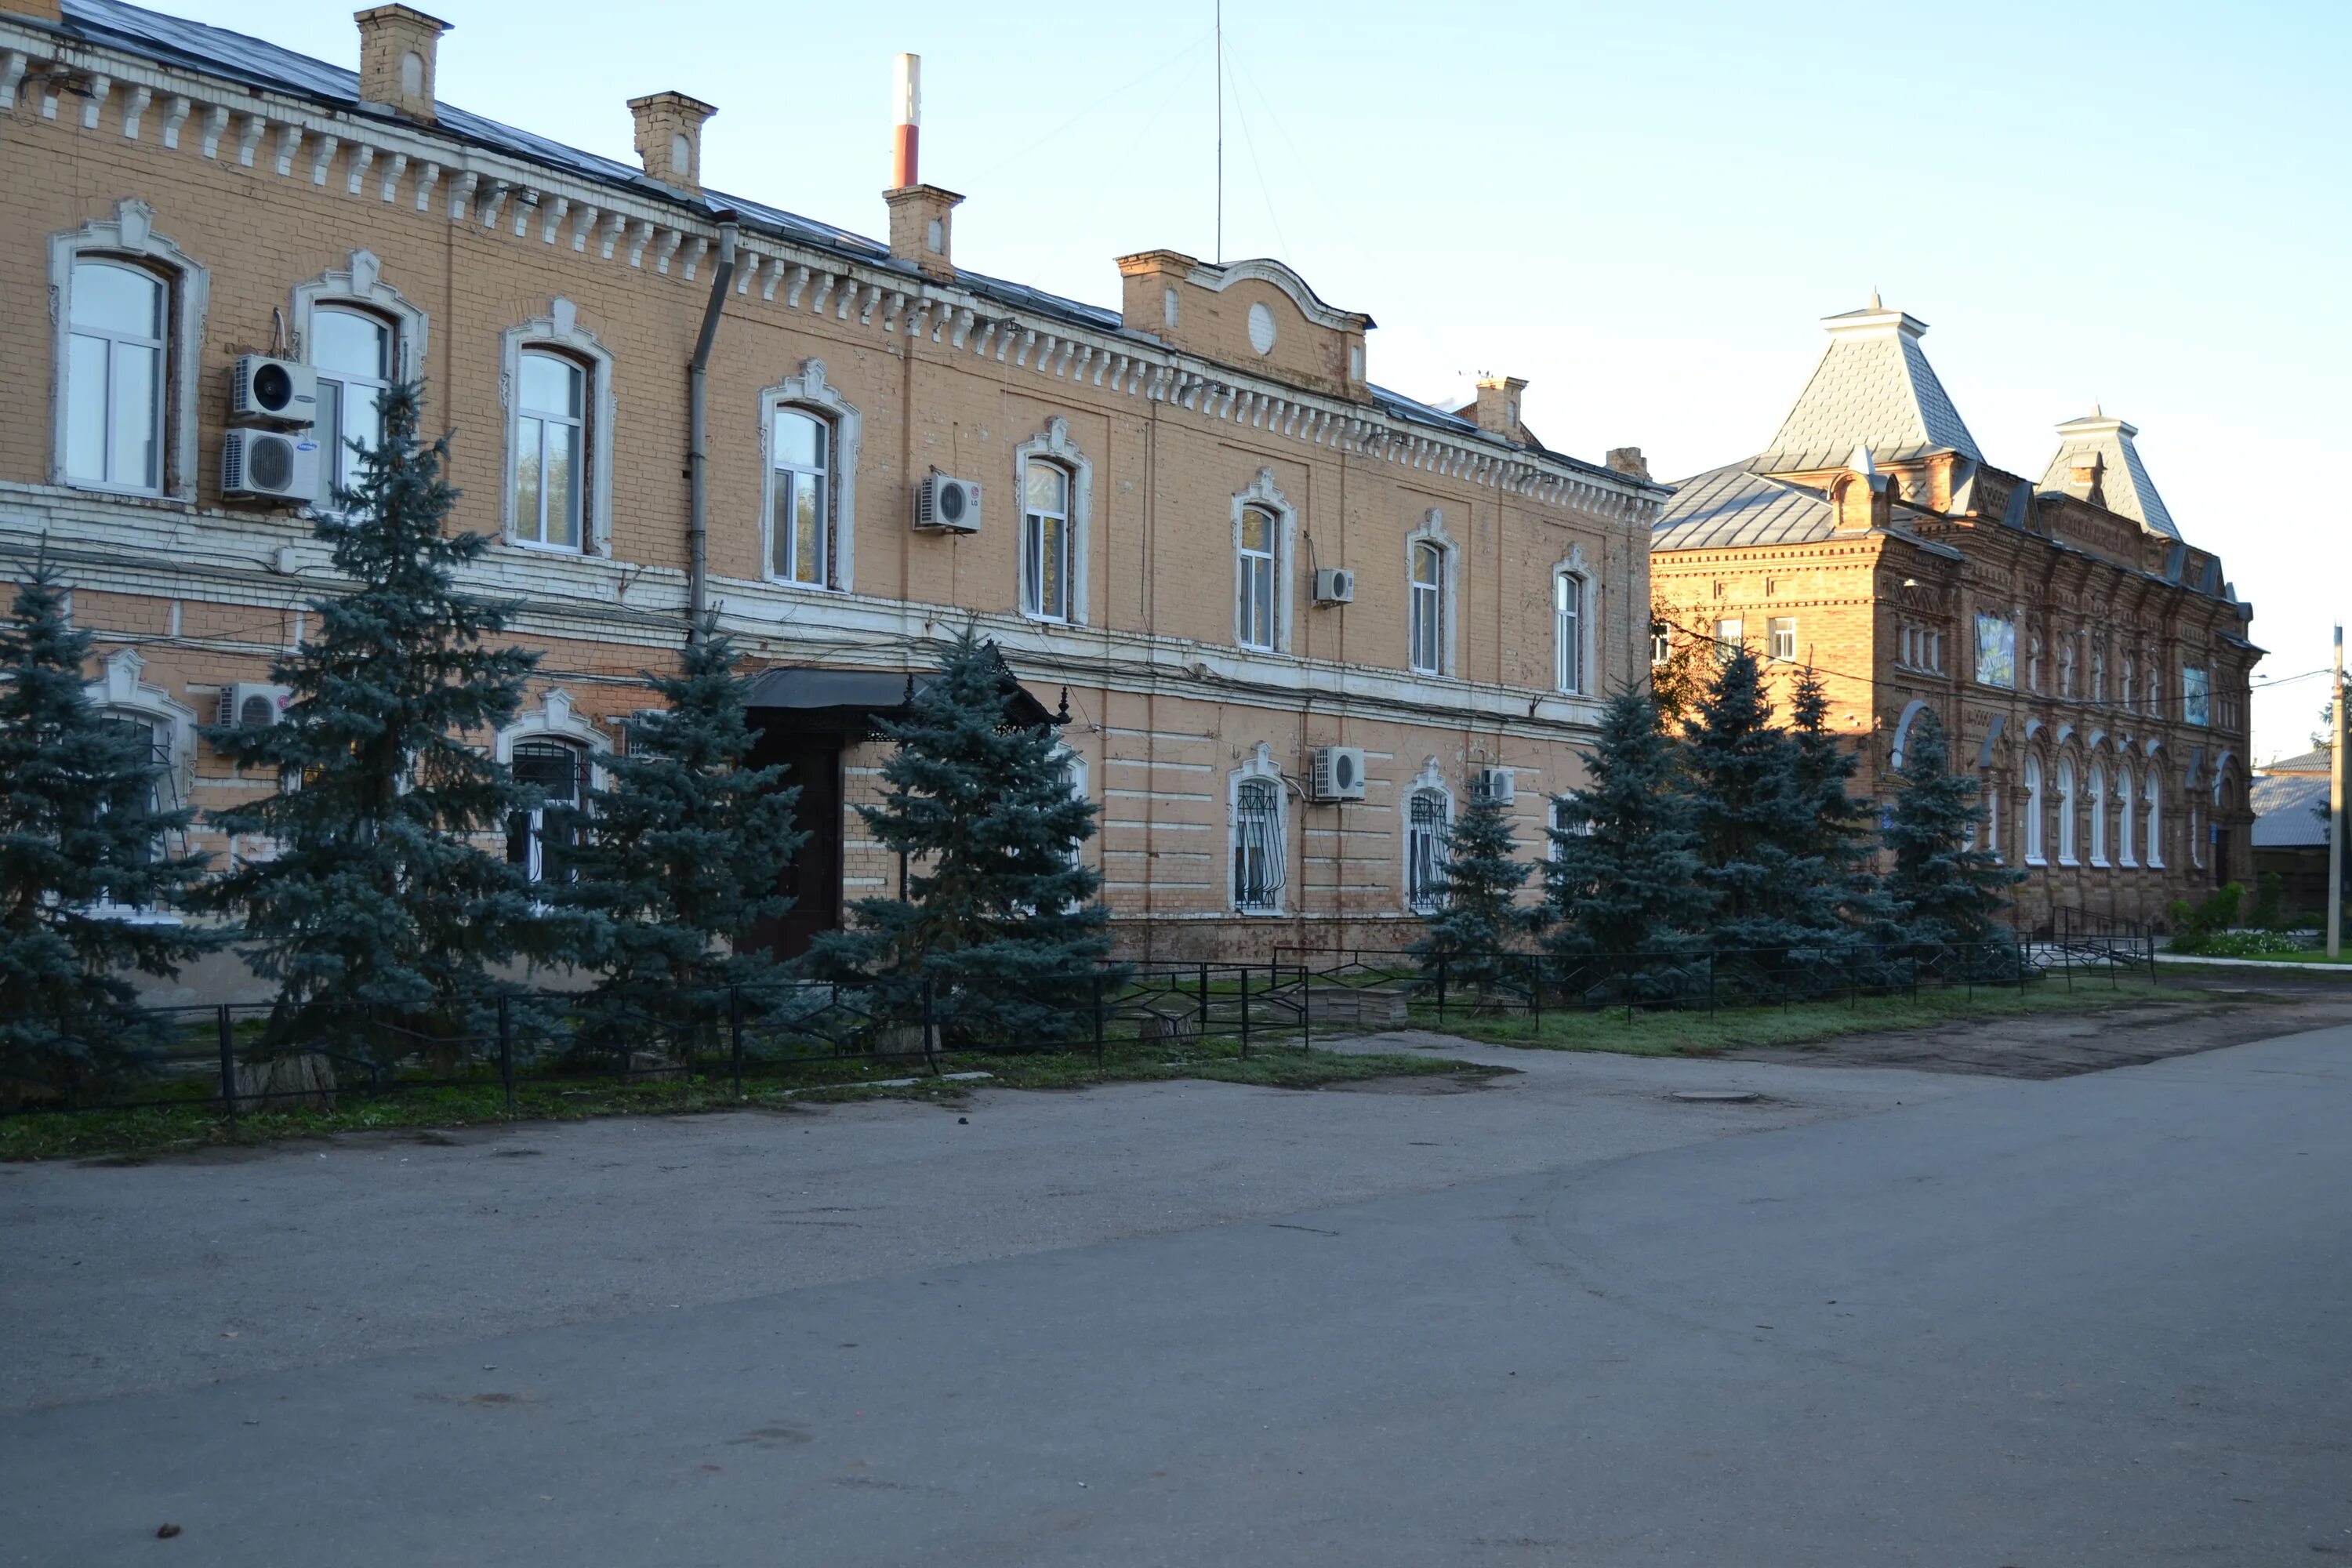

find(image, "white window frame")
[2116,764,2136,867]
[1404,510,1458,678]
[1716,617,1744,662]
[495,689,612,886]
[293,249,427,512]
[1231,467,1295,654]
[1766,615,1796,666]
[2056,755,2079,866]
[760,358,862,593]
[499,298,615,555]
[1554,543,1593,691]
[2144,761,2164,868]
[49,199,209,501]
[2023,753,2046,866]
[1014,416,1094,626]
[2088,760,2109,867]
[1228,745,1287,915]
[1403,775,1454,916]
[83,648,199,920]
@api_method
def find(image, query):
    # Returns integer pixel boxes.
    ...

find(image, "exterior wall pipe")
[688,218,740,641]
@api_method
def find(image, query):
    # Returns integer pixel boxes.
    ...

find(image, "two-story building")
[1650,297,2259,934]
[0,0,1666,989]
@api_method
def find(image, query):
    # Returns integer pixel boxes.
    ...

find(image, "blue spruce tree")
[201,383,543,1046]
[1408,779,1534,1006]
[804,629,1115,1045]
[0,557,212,1106]
[1882,708,2024,962]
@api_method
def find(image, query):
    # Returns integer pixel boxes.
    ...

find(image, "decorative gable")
[1115,251,1370,399]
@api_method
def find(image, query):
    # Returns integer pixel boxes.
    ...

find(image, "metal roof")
[1755,308,1983,473]
[2251,771,2331,848]
[2037,411,2181,539]
[1651,463,1835,550]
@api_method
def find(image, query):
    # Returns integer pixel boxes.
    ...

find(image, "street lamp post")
[2332,625,2345,961]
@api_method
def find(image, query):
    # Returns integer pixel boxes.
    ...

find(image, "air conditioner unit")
[1308,746,1367,802]
[1473,767,1515,804]
[216,682,292,731]
[228,354,318,426]
[221,428,318,500]
[914,472,982,533]
[1313,567,1355,606]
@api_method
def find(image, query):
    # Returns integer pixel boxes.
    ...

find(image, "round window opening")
[1247,301,1276,356]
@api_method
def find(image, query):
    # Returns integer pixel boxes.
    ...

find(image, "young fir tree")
[201,382,543,1040]
[803,628,1114,1044]
[1544,690,1711,960]
[0,559,211,1105]
[1407,779,1533,1004]
[1785,665,1894,938]
[1679,647,1847,971]
[558,619,804,1051]
[1882,708,2024,954]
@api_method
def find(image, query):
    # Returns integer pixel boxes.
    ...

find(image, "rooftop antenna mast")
[1214,0,1223,263]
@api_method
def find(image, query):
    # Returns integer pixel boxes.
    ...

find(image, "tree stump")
[232,1053,337,1113]
[1137,1004,1196,1044]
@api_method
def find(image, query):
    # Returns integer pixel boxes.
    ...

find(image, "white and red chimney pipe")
[891,53,920,189]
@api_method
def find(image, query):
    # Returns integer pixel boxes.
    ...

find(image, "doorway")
[749,734,843,960]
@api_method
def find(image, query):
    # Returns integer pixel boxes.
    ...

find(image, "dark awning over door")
[742,666,1059,733]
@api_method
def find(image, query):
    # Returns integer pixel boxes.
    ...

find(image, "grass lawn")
[0,1038,1499,1163]
[1408,978,2198,1057]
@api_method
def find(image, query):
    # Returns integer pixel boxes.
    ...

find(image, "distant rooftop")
[2038,408,2182,539]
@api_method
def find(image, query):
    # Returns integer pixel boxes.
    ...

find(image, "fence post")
[1092,972,1105,1065]
[1529,953,1543,1035]
[921,975,938,1076]
[1436,957,1447,1025]
[1239,966,1251,1059]
[497,994,515,1116]
[729,984,745,1097]
[216,1003,237,1120]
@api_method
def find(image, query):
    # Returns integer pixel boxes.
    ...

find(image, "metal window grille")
[1406,790,1450,913]
[1232,779,1283,912]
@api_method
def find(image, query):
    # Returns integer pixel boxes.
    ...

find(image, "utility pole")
[2331,624,2345,960]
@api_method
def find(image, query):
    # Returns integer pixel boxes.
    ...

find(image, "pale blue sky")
[148,0,2350,758]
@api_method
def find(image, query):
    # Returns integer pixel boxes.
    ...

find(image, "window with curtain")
[513,350,586,549]
[1237,506,1276,652]
[1409,543,1445,674]
[1232,777,1283,913]
[506,740,586,884]
[64,260,166,493]
[1022,460,1072,622]
[1715,618,1743,662]
[1766,615,1796,666]
[1406,789,1450,913]
[1556,575,1587,691]
[768,405,831,586]
[312,306,392,507]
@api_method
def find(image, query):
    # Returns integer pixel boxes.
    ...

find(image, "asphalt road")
[5,1029,2348,1566]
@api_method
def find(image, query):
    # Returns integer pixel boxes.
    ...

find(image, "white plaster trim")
[1227,742,1287,916]
[1230,467,1296,655]
[1013,416,1094,627]
[85,646,198,800]
[1552,541,1592,695]
[498,298,615,557]
[1889,699,1931,769]
[494,686,610,764]
[291,248,428,380]
[757,358,862,594]
[1404,510,1460,679]
[1184,256,1360,332]
[1401,757,1454,916]
[48,198,209,500]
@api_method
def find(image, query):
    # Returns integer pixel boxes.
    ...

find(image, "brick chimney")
[2061,449,2106,506]
[1831,445,1893,533]
[629,91,717,193]
[1472,375,1528,443]
[880,55,961,281]
[355,5,449,124]
[1606,447,1651,481]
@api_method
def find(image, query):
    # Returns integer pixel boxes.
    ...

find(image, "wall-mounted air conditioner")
[221,428,318,501]
[1473,767,1515,804]
[1313,567,1355,606]
[216,682,292,731]
[1308,746,1367,802]
[914,472,982,533]
[228,355,318,426]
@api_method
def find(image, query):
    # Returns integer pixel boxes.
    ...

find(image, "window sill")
[764,575,844,594]
[505,535,593,556]
[2058,858,2080,868]
[2024,857,2047,868]
[61,479,185,506]
[78,904,184,927]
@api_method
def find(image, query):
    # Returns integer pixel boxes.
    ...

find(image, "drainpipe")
[687,217,740,642]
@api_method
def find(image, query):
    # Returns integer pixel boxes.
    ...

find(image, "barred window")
[1232,777,1283,913]
[508,739,587,884]
[1406,789,1450,914]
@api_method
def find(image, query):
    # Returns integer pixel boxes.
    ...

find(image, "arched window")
[2056,756,2078,865]
[1409,543,1446,676]
[2144,771,2163,868]
[1405,788,1450,913]
[1231,775,1283,913]
[312,305,394,506]
[768,405,832,586]
[2059,642,2077,699]
[2092,645,2107,704]
[1236,506,1277,652]
[2027,635,2044,693]
[507,739,587,884]
[2088,762,2108,866]
[1022,459,1073,622]
[1555,572,1585,694]
[2023,755,2045,865]
[513,350,587,549]
[2116,766,2136,867]
[1984,782,2002,862]
[64,260,167,494]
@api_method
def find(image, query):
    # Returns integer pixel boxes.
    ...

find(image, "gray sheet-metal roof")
[1754,307,1982,473]
[1652,463,1835,550]
[2261,749,2333,776]
[2037,411,2181,539]
[2252,771,2332,848]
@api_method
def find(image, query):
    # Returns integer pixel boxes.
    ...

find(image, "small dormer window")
[1247,301,1276,355]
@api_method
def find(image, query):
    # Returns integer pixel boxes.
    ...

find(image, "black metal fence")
[5,935,2155,1120]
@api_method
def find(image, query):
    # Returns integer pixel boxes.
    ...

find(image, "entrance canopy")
[742,665,1061,734]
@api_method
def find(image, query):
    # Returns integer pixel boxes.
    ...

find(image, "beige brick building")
[1650,299,2260,935]
[0,0,1665,993]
